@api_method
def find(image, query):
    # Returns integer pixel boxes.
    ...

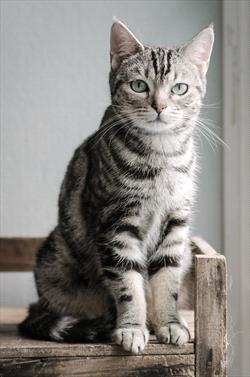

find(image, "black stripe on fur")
[115,223,142,241]
[108,140,161,180]
[102,250,144,274]
[119,294,133,303]
[148,255,181,276]
[104,269,122,281]
[99,202,142,234]
[159,48,166,81]
[165,49,173,76]
[151,49,159,76]
[156,217,188,250]
[115,126,152,157]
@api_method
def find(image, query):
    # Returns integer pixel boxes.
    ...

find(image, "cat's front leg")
[149,217,191,345]
[101,233,149,354]
[111,270,149,354]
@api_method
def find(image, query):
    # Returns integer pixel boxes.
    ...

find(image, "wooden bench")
[0,236,227,377]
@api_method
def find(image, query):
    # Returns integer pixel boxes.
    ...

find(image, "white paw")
[156,322,190,345]
[113,327,149,354]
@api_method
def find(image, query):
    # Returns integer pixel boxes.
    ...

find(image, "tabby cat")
[19,20,214,354]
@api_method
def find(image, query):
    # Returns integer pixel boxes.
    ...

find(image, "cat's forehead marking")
[141,47,176,83]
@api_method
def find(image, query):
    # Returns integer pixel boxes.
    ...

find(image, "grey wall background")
[0,0,222,307]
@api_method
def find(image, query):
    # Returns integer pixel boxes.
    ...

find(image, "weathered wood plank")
[0,333,194,358]
[0,355,195,377]
[192,236,218,256]
[0,238,44,271]
[0,309,194,358]
[195,254,227,377]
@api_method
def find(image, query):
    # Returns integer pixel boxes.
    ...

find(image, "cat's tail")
[18,302,116,342]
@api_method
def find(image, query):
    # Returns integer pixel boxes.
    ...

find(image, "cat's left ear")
[182,24,214,75]
[110,19,144,70]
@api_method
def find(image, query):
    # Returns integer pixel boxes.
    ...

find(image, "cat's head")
[109,20,214,135]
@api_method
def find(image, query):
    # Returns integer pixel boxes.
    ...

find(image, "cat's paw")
[113,327,149,354]
[156,322,190,345]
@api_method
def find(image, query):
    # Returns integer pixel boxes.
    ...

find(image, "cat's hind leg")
[19,301,115,342]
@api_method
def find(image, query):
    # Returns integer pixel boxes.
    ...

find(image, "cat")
[19,20,214,354]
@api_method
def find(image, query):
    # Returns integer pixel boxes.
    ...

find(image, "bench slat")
[0,238,43,271]
[0,309,194,358]
[0,355,195,377]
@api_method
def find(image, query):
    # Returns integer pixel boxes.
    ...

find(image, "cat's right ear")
[181,24,214,76]
[110,19,144,70]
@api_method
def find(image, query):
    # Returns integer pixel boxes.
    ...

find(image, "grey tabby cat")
[19,20,214,354]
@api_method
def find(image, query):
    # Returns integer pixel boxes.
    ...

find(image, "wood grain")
[0,237,44,271]
[195,254,227,377]
[0,355,195,377]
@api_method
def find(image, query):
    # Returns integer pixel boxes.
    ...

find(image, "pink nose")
[152,103,167,114]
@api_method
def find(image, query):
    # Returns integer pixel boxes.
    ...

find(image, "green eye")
[171,83,189,95]
[130,80,148,93]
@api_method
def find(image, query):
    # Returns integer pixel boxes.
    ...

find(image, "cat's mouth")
[146,113,174,127]
[147,117,168,125]
[136,113,184,135]
[145,111,179,126]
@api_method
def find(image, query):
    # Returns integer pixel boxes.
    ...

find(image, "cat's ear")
[110,19,144,70]
[182,24,214,75]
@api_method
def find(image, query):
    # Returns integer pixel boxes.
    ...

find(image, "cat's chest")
[138,171,195,253]
[148,168,194,205]
[140,174,190,231]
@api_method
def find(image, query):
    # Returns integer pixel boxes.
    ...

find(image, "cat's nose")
[151,103,167,114]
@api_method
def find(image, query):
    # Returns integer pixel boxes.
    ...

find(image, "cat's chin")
[137,119,181,136]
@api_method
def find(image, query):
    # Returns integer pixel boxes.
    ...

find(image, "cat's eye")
[130,80,148,93]
[171,83,189,96]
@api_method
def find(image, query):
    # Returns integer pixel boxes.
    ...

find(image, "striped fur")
[19,20,214,353]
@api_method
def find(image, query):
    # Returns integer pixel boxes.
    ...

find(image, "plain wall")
[0,0,222,307]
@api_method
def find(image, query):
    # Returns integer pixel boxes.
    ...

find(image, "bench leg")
[195,254,227,377]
